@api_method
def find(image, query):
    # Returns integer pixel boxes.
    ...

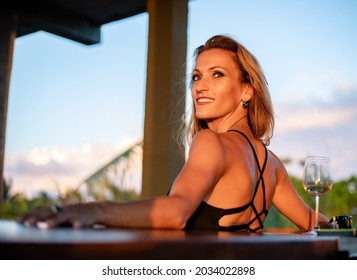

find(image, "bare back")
[191,129,278,231]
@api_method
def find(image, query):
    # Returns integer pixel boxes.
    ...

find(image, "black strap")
[226,130,269,231]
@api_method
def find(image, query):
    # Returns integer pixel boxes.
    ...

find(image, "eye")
[213,71,224,78]
[191,73,200,82]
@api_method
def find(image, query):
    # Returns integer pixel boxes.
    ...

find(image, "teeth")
[197,98,213,103]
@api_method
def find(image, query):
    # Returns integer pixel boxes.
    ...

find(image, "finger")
[17,207,55,226]
[45,213,68,228]
[17,211,38,224]
[45,209,82,228]
[17,213,41,226]
[72,220,85,229]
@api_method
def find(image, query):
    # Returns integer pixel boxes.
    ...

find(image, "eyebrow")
[192,66,227,72]
[209,66,226,70]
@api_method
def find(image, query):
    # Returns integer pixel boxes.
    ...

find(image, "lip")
[196,97,214,105]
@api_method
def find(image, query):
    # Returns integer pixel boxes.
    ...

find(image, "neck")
[229,116,249,130]
[206,115,250,133]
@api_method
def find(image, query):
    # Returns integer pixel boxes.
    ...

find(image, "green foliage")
[83,141,142,202]
[2,190,55,219]
[264,205,294,228]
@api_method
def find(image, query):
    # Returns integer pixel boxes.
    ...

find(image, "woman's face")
[191,48,246,126]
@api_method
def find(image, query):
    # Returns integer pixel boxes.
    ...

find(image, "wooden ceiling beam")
[3,5,101,45]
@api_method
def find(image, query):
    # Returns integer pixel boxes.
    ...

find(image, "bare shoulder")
[267,149,291,183]
[191,129,224,147]
[267,149,284,169]
[189,129,226,161]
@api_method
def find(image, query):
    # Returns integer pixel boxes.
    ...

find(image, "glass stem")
[314,195,320,230]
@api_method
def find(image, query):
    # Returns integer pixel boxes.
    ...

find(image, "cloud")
[4,138,141,197]
[276,106,355,132]
[275,81,357,132]
[271,82,357,180]
[333,82,357,106]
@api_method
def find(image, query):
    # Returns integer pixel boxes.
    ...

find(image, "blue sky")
[5,0,357,196]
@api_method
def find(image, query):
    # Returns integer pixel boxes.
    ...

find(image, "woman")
[17,35,329,232]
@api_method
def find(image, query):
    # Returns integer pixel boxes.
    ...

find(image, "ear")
[242,84,253,101]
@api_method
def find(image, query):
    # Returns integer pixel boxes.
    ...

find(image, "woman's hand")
[17,205,58,227]
[17,202,102,229]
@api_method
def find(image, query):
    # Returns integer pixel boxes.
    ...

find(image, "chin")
[196,111,212,119]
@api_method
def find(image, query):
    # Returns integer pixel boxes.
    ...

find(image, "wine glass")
[302,156,333,231]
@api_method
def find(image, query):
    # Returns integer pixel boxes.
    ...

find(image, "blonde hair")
[184,35,274,145]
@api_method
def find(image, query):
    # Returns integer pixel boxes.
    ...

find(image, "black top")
[184,130,269,232]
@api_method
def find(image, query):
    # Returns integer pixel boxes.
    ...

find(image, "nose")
[194,76,208,94]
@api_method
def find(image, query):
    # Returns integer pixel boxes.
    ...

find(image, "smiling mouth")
[196,97,214,104]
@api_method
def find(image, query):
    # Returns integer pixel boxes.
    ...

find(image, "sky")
[4,0,357,197]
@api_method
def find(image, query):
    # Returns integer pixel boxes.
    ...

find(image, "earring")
[242,100,249,109]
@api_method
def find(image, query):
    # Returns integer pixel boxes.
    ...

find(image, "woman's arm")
[271,152,329,232]
[18,130,227,229]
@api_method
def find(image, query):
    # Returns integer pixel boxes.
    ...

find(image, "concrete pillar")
[142,0,188,197]
[0,12,17,216]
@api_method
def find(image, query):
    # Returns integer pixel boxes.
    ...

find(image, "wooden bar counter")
[0,219,352,260]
